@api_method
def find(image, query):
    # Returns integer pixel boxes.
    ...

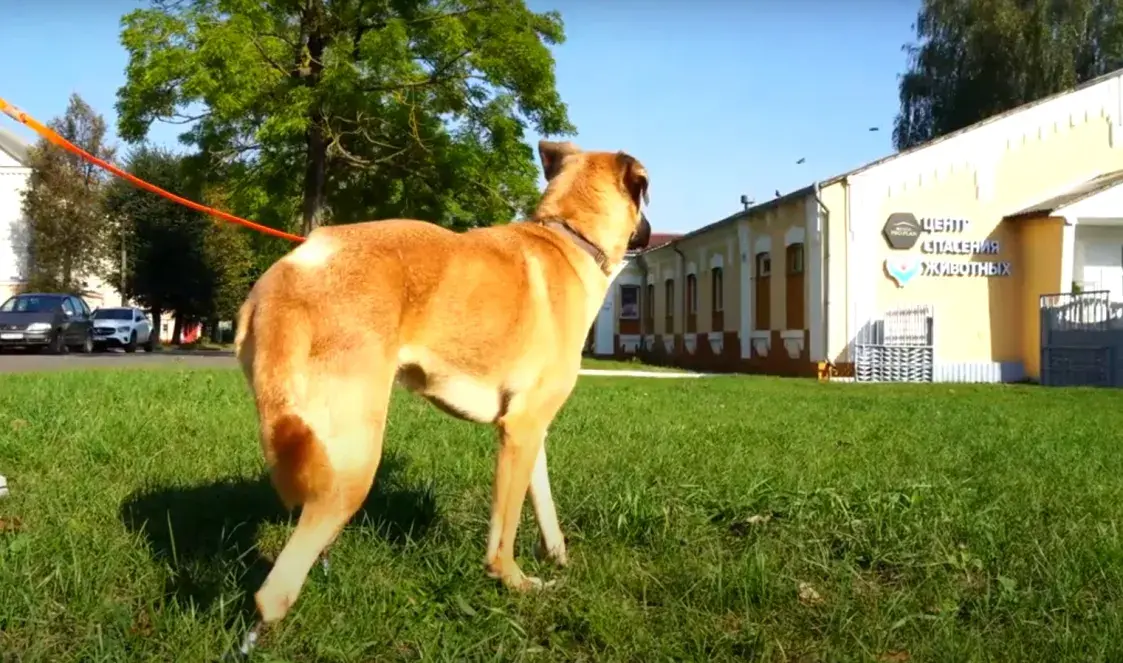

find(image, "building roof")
[647,232,681,249]
[643,67,1123,255]
[1006,169,1123,220]
[0,126,30,166]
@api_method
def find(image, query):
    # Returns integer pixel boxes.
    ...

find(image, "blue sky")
[1,1,920,234]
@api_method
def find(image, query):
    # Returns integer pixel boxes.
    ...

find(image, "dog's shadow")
[119,451,438,620]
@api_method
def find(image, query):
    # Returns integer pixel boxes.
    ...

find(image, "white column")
[737,219,752,358]
[806,193,824,361]
[594,286,615,355]
[1061,217,1077,292]
[847,175,878,361]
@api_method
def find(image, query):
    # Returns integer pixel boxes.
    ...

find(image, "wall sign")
[882,213,922,250]
[882,215,1012,287]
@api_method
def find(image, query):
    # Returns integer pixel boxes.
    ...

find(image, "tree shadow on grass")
[118,451,438,623]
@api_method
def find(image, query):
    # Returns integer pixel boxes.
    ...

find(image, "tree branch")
[362,50,474,93]
[165,111,212,125]
[248,33,294,78]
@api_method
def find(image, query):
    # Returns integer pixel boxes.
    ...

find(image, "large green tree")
[104,146,253,343]
[19,94,116,293]
[115,0,574,238]
[894,0,1123,151]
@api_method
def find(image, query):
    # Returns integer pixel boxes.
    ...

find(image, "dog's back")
[236,218,598,509]
[231,141,651,640]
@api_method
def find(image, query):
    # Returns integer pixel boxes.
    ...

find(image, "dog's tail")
[237,289,333,509]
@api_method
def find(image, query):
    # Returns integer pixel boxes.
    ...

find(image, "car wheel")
[79,333,94,354]
[48,330,67,355]
[143,335,155,353]
[125,331,138,353]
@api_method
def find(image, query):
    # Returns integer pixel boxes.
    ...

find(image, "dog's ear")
[617,152,649,209]
[538,140,579,180]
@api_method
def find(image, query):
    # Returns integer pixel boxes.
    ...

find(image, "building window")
[685,273,698,314]
[756,252,771,277]
[663,278,675,334]
[619,285,640,319]
[755,251,771,330]
[786,243,805,275]
[645,283,655,321]
[711,267,724,312]
[785,243,805,330]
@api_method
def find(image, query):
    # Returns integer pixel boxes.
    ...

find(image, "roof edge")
[831,68,1123,184]
[641,69,1123,257]
[0,127,31,166]
[640,184,816,256]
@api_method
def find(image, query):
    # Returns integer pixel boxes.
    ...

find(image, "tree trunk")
[172,316,183,346]
[301,121,328,236]
[151,307,163,347]
[299,0,327,237]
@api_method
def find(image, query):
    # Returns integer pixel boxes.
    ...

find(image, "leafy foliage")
[103,146,253,336]
[894,0,1123,150]
[18,94,115,294]
[116,0,574,236]
[198,186,256,322]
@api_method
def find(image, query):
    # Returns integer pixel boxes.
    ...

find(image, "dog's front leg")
[529,443,568,567]
[485,414,552,591]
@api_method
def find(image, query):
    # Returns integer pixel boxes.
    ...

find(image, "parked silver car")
[91,306,155,353]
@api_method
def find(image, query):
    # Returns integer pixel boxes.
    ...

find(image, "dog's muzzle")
[628,213,652,250]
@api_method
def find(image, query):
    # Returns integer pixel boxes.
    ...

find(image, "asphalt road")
[0,349,237,374]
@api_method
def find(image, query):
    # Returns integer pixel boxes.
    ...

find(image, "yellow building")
[593,70,1123,384]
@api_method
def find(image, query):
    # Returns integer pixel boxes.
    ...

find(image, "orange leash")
[0,96,305,244]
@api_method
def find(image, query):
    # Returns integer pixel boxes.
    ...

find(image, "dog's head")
[536,140,653,263]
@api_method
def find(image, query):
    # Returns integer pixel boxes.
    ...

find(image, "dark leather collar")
[542,218,611,274]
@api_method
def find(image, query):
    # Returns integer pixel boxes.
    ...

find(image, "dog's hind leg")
[485,389,570,590]
[529,444,568,567]
[252,364,394,631]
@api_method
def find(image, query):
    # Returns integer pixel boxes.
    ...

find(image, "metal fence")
[1039,290,1123,387]
[854,304,935,382]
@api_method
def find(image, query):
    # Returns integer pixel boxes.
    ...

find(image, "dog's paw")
[533,539,569,568]
[513,574,557,592]
[487,562,557,592]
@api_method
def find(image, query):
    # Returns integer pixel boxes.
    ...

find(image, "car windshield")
[0,295,61,313]
[93,308,133,321]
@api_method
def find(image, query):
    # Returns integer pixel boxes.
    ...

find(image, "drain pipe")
[636,252,649,351]
[812,181,831,370]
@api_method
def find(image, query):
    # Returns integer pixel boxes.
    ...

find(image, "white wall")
[0,149,31,290]
[1074,224,1123,301]
[0,142,123,307]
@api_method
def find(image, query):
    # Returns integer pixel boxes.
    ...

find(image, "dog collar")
[544,219,611,275]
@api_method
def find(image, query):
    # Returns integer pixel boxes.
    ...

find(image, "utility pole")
[119,222,127,306]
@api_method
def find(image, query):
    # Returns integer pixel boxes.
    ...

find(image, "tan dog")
[233,140,652,637]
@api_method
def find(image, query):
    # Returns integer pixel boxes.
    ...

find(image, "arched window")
[754,252,771,330]
[685,273,698,332]
[663,278,674,333]
[786,243,805,330]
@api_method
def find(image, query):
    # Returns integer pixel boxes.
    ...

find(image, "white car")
[90,306,155,353]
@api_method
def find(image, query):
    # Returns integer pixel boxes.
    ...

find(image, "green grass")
[579,357,685,372]
[3,370,1123,662]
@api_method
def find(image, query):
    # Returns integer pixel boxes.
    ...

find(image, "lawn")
[2,370,1123,662]
[579,357,686,372]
